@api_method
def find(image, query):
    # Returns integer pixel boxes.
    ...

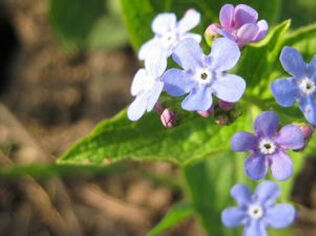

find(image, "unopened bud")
[218,100,234,111]
[161,109,177,128]
[299,124,314,140]
[154,103,164,115]
[215,114,230,126]
[204,23,220,47]
[197,104,215,118]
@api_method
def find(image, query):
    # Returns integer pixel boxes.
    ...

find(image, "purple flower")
[231,111,304,181]
[138,9,201,61]
[127,50,167,121]
[271,47,316,125]
[222,181,296,236]
[206,4,268,48]
[163,37,246,111]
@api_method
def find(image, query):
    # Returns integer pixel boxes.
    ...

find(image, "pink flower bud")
[205,23,220,38]
[197,104,215,118]
[299,124,314,140]
[154,103,164,114]
[218,100,234,111]
[160,109,177,128]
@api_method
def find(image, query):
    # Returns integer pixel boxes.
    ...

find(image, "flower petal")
[152,13,176,34]
[308,55,316,80]
[181,33,202,43]
[234,4,258,28]
[236,23,259,47]
[181,86,213,111]
[270,77,299,107]
[275,125,305,150]
[172,38,204,71]
[131,69,147,96]
[212,73,246,102]
[243,219,267,236]
[265,204,296,228]
[280,46,306,78]
[146,81,164,112]
[254,111,279,137]
[253,20,269,42]
[299,96,316,125]
[138,38,160,60]
[220,4,234,28]
[178,9,201,33]
[254,180,280,206]
[231,184,252,207]
[245,154,268,180]
[221,207,247,227]
[270,151,293,181]
[145,48,168,77]
[127,93,148,121]
[209,38,240,71]
[163,69,195,97]
[231,132,258,152]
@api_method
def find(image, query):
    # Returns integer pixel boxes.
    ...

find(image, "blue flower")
[271,46,316,125]
[138,9,202,61]
[231,111,304,181]
[127,50,167,121]
[163,37,246,111]
[222,181,296,236]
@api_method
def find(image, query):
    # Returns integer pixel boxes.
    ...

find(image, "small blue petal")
[151,13,176,34]
[231,132,258,152]
[172,38,204,71]
[138,39,159,60]
[270,77,299,107]
[299,96,316,125]
[275,124,305,150]
[221,207,247,227]
[270,151,293,181]
[308,55,316,80]
[254,111,279,137]
[254,180,280,206]
[212,73,246,102]
[208,38,240,71]
[244,154,268,180]
[265,204,296,228]
[243,219,267,236]
[163,69,195,97]
[231,184,252,207]
[181,86,213,111]
[280,46,306,78]
[145,48,168,77]
[146,81,164,112]
[127,93,148,121]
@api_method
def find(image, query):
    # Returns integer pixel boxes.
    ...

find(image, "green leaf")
[146,203,194,236]
[50,0,128,51]
[0,163,125,178]
[58,108,251,165]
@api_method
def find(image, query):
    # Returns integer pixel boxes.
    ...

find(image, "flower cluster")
[125,3,314,236]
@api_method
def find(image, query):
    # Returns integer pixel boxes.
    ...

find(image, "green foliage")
[147,203,194,236]
[50,0,128,52]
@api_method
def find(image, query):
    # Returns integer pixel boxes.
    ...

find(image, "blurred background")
[0,0,315,235]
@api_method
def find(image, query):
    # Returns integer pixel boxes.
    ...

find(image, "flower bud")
[154,103,164,115]
[215,114,230,126]
[218,100,234,111]
[160,109,177,128]
[197,104,215,118]
[299,124,314,140]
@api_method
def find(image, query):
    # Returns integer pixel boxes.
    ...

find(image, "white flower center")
[299,78,316,95]
[258,138,277,155]
[195,68,213,85]
[162,31,177,46]
[248,205,264,219]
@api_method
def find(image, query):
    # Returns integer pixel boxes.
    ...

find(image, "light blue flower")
[138,9,202,62]
[271,46,316,125]
[127,50,167,121]
[222,181,296,236]
[163,37,246,111]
